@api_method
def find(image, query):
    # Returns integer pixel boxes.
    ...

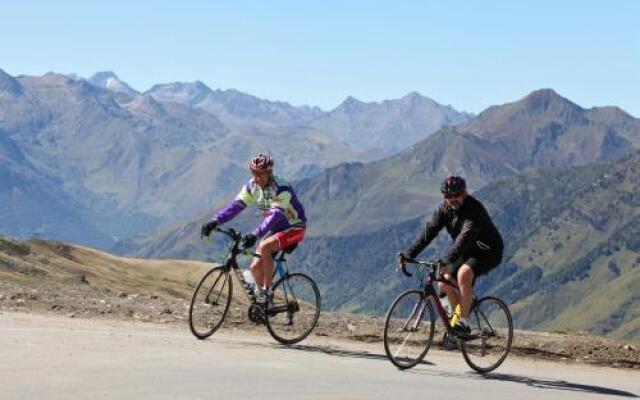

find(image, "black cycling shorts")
[449,249,503,282]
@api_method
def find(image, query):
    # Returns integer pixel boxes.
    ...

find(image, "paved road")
[1,312,638,399]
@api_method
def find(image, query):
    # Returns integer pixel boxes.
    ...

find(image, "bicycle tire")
[188,266,233,339]
[383,290,436,369]
[265,272,321,345]
[461,296,513,373]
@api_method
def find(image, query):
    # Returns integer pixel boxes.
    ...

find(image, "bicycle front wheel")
[188,266,233,339]
[265,272,321,345]
[461,296,513,373]
[383,290,435,369]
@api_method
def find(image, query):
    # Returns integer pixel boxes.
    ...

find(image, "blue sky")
[1,1,638,115]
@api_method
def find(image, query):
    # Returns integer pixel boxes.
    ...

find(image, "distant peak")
[145,81,215,106]
[525,88,561,100]
[88,71,137,94]
[0,69,22,95]
[0,69,23,95]
[518,88,581,112]
[399,91,438,105]
[90,71,119,80]
[522,88,571,104]
[402,91,424,99]
[331,96,367,113]
[147,80,213,94]
[193,80,212,91]
[341,96,365,106]
[39,71,76,85]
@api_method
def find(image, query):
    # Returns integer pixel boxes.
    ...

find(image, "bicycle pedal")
[248,303,266,324]
[452,333,475,342]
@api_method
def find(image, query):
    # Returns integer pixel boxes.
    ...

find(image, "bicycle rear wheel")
[189,266,233,339]
[461,296,513,373]
[265,272,321,345]
[383,290,435,369]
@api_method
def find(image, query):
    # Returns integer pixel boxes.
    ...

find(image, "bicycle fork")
[206,270,229,306]
[274,259,296,326]
[404,297,427,332]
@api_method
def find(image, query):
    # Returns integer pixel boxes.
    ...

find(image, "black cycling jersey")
[404,195,503,264]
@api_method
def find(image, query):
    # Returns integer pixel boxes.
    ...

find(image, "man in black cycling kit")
[398,176,504,337]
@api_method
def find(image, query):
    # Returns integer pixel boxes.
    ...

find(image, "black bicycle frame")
[402,260,472,338]
[423,273,451,325]
[210,227,295,309]
[208,227,260,300]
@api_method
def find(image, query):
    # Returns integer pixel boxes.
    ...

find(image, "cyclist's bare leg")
[438,279,460,312]
[251,235,279,289]
[457,264,475,318]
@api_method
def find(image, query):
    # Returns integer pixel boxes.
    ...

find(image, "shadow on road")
[284,343,435,366]
[238,339,434,366]
[218,336,637,398]
[407,369,638,398]
[290,346,637,398]
[481,373,638,398]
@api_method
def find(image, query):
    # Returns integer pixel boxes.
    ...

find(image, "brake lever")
[240,248,261,258]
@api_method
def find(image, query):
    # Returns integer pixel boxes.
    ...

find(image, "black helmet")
[441,176,466,196]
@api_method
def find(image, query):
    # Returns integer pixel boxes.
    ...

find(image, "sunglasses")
[251,170,271,178]
[443,193,464,200]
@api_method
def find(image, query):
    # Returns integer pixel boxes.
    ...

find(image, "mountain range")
[86,71,473,155]
[310,93,473,154]
[144,79,473,154]
[117,88,640,257]
[0,69,469,247]
[295,89,640,236]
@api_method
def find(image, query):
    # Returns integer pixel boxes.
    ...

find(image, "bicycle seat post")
[274,252,287,279]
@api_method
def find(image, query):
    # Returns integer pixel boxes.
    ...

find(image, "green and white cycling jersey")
[213,175,306,237]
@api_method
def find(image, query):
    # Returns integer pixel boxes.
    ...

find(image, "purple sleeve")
[213,199,247,224]
[252,209,289,238]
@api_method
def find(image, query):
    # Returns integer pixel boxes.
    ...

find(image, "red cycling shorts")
[274,226,306,250]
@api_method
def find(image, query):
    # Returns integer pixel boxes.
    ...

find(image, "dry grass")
[0,236,216,300]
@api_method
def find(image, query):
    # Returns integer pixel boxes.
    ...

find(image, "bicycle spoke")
[188,267,232,339]
[265,273,320,345]
[461,296,513,373]
[394,330,416,358]
[383,290,435,369]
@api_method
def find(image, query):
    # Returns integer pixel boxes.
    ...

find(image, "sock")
[450,304,462,327]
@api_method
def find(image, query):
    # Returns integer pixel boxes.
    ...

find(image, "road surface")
[1,312,638,399]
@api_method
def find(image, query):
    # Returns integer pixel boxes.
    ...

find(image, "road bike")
[188,227,321,345]
[383,258,513,373]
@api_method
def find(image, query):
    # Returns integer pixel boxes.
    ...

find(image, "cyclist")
[200,153,307,303]
[397,176,503,338]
